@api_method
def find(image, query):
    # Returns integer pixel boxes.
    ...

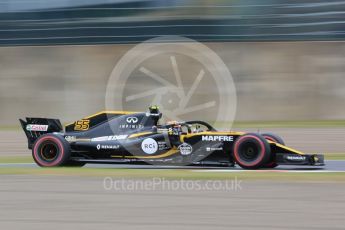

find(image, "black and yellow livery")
[20,106,324,169]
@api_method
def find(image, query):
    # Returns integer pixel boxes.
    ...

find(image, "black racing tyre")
[262,133,285,168]
[233,133,271,169]
[32,134,71,167]
[262,133,285,145]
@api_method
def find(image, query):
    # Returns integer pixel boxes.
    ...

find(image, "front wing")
[276,153,324,166]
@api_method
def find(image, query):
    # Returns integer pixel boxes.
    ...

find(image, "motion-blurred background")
[1,0,345,125]
[2,3,345,230]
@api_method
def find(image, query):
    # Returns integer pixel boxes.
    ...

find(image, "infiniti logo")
[126,117,138,124]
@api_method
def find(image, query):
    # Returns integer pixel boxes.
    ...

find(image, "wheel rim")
[39,142,59,162]
[238,141,261,162]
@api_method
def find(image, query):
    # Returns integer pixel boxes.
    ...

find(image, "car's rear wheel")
[262,133,285,168]
[233,133,271,169]
[32,134,71,167]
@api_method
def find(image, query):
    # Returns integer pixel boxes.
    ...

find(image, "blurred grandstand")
[1,0,345,45]
[0,0,345,125]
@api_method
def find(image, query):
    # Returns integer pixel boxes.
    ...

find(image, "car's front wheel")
[262,133,285,168]
[233,133,271,169]
[32,134,71,167]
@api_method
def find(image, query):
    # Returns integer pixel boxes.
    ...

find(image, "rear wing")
[19,118,63,149]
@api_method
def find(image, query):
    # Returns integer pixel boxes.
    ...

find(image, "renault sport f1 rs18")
[20,106,324,169]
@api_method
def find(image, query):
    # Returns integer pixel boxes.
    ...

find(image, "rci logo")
[126,117,138,124]
[141,138,158,154]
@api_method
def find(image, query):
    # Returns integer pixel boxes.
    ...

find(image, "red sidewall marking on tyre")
[33,136,64,167]
[264,136,276,142]
[234,135,266,167]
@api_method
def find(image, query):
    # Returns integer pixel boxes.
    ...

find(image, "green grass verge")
[0,156,33,163]
[325,153,345,160]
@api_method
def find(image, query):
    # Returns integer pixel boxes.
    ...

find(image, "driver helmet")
[148,105,162,118]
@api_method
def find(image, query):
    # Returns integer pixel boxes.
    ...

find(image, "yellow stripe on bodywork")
[112,149,179,159]
[74,138,91,142]
[128,132,153,138]
[274,143,305,155]
[65,110,139,127]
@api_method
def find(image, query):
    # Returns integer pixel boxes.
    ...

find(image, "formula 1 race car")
[20,106,324,169]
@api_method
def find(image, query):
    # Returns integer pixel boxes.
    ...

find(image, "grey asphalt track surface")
[1,130,345,229]
[0,175,344,230]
